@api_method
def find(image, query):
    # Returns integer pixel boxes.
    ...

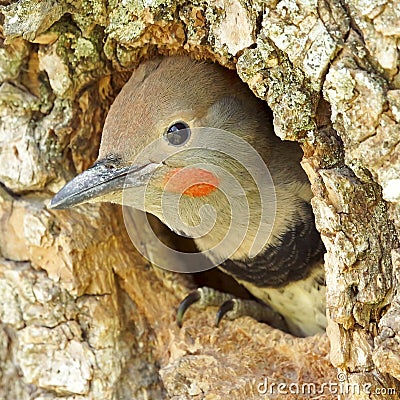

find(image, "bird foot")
[176,287,288,332]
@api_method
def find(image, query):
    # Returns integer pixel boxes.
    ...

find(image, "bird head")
[50,56,307,260]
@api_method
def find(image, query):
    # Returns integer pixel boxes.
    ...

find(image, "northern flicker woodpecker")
[50,56,326,337]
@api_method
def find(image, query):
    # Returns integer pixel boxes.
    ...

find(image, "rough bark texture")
[0,0,399,399]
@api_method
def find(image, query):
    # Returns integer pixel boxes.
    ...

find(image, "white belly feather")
[239,263,326,337]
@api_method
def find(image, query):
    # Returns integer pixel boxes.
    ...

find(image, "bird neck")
[219,203,325,288]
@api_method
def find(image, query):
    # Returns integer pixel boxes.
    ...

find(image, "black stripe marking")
[220,203,325,288]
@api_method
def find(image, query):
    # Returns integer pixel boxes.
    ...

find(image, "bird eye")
[164,121,191,146]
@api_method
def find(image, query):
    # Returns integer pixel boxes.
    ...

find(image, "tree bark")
[0,0,399,399]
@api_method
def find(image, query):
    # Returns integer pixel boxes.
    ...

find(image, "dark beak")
[49,161,159,209]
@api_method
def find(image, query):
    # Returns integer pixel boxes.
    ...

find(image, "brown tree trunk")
[0,0,399,399]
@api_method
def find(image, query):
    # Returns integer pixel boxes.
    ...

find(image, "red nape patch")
[163,167,219,197]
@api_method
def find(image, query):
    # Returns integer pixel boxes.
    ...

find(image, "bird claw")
[176,287,235,327]
[176,287,289,332]
[176,290,201,328]
[215,299,235,327]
